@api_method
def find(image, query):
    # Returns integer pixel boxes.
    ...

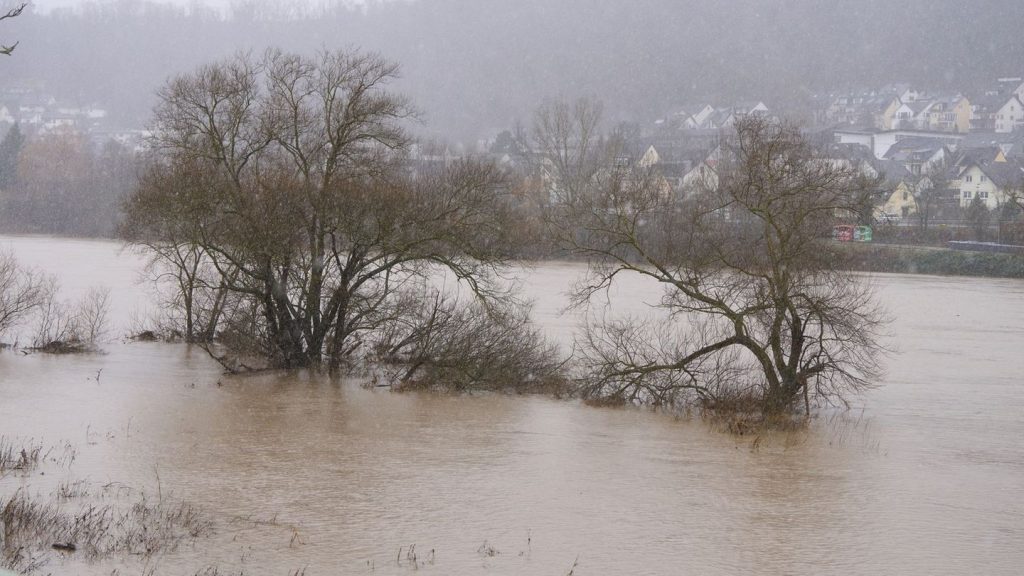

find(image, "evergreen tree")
[0,123,24,190]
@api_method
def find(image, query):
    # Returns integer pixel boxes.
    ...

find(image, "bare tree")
[532,97,615,204]
[124,49,522,371]
[0,250,43,341]
[914,180,941,231]
[30,281,110,351]
[558,117,887,418]
[915,159,951,231]
[0,3,24,56]
[371,288,566,393]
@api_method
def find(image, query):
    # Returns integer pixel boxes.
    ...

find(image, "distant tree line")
[0,125,137,237]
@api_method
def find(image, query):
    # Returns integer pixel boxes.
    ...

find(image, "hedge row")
[838,243,1024,279]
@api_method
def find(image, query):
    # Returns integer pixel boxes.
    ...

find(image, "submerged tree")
[124,49,526,370]
[560,116,887,417]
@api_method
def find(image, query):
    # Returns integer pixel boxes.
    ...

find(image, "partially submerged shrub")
[30,282,111,353]
[373,291,568,394]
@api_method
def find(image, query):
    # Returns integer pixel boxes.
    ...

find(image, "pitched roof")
[960,131,1024,148]
[970,93,1005,112]
[874,159,916,186]
[907,100,934,116]
[883,137,946,162]
[998,94,1024,111]
[954,146,1004,168]
[979,161,1024,188]
[820,142,876,164]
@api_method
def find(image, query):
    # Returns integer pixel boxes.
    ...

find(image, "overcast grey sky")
[27,0,222,14]
[28,0,368,14]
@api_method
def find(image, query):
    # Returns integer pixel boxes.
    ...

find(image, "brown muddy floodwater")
[1,235,1023,575]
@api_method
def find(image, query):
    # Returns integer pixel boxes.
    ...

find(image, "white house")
[890,102,917,130]
[953,160,1024,209]
[687,104,715,129]
[994,95,1024,133]
[680,147,722,193]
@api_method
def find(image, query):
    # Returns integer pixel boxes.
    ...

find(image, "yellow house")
[879,181,919,218]
[637,145,661,168]
[926,96,972,133]
[876,97,903,130]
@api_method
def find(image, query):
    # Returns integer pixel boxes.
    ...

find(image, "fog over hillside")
[2,0,1023,140]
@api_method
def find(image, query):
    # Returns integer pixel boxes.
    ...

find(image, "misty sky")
[27,0,367,13]
[4,0,1024,142]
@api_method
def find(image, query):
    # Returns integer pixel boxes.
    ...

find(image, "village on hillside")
[0,85,147,150]
[3,75,1024,244]
[470,78,1024,245]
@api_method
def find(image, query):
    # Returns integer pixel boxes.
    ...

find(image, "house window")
[980,175,987,182]
[902,191,909,201]
[979,191,989,199]
[963,191,973,199]
[966,175,973,182]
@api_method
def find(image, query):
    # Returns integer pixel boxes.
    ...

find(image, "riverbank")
[838,242,1024,279]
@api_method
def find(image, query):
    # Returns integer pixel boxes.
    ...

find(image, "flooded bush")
[373,292,568,395]
[29,283,111,353]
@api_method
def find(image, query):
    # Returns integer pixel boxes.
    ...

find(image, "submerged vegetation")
[0,250,111,353]
[0,436,212,575]
[113,49,891,423]
[1,488,212,571]
[551,115,887,419]
[122,49,538,377]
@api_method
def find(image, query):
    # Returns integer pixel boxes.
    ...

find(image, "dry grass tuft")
[0,437,76,476]
[1,487,213,573]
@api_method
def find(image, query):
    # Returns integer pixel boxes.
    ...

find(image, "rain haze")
[1,1,1023,575]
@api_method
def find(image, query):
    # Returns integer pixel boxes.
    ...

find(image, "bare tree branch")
[0,3,25,56]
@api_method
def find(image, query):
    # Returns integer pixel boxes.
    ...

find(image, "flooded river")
[1,236,1023,575]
